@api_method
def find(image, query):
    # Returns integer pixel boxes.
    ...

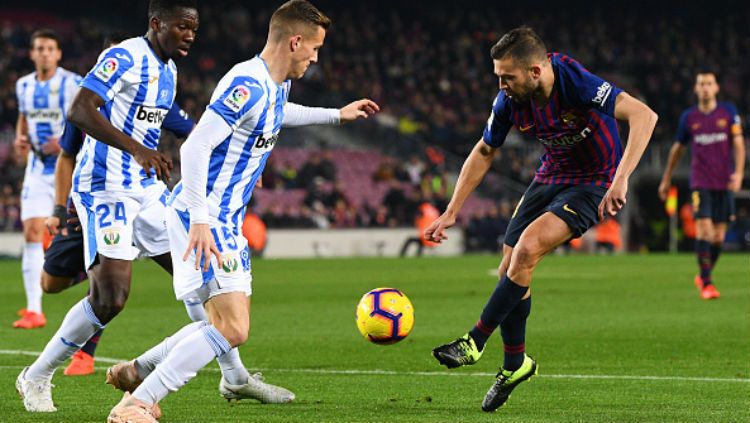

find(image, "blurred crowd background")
[1,0,749,252]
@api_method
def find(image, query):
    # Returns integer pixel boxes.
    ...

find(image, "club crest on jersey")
[717,118,728,128]
[95,58,119,82]
[560,110,584,128]
[223,85,251,112]
[220,254,239,273]
[102,228,121,246]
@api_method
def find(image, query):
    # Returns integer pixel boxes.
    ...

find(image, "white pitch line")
[1,350,748,384]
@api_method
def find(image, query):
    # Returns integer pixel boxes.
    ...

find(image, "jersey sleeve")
[675,110,691,145]
[557,55,622,117]
[59,122,84,155]
[482,90,513,148]
[16,79,27,114]
[207,76,265,129]
[725,103,743,136]
[62,73,83,113]
[162,102,195,138]
[80,47,135,102]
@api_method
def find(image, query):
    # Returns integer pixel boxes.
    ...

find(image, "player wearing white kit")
[106,1,379,421]
[13,29,81,329]
[15,0,199,414]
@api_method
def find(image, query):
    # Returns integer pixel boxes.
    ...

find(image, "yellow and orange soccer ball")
[355,288,414,345]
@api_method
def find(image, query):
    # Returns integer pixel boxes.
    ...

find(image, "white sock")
[26,298,104,380]
[22,242,44,313]
[132,324,231,405]
[134,321,207,379]
[217,348,250,385]
[183,297,207,322]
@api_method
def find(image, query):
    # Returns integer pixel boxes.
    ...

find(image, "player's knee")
[90,285,130,323]
[214,322,250,348]
[41,272,71,293]
[512,242,541,269]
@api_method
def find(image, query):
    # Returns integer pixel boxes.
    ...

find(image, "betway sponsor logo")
[694,132,728,146]
[253,133,278,151]
[26,108,62,122]
[539,127,592,146]
[135,105,167,126]
[592,82,612,106]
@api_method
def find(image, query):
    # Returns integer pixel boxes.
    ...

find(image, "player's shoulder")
[57,67,83,81]
[549,52,585,71]
[223,59,271,94]
[717,101,739,115]
[97,37,143,63]
[16,72,36,86]
[679,105,698,119]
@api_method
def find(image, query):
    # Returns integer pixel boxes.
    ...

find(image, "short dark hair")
[269,0,331,41]
[490,26,547,64]
[696,68,719,82]
[148,0,198,19]
[103,31,128,50]
[30,29,60,49]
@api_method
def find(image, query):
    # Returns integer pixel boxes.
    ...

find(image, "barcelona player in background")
[658,71,745,300]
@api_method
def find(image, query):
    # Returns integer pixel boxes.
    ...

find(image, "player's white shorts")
[167,207,252,301]
[20,173,54,221]
[72,182,171,270]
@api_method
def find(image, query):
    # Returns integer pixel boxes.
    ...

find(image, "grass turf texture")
[1,254,748,422]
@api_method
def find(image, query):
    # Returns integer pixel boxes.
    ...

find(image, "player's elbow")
[66,99,86,129]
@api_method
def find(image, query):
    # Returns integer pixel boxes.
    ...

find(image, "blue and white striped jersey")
[73,36,177,193]
[16,67,81,176]
[171,56,290,229]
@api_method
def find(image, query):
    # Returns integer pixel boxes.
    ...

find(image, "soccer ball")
[355,287,414,345]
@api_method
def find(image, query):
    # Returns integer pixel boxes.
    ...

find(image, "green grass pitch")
[1,254,748,422]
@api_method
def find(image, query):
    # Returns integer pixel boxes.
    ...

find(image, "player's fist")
[424,212,456,244]
[133,145,172,182]
[47,205,68,236]
[14,135,30,159]
[41,137,61,156]
[339,99,380,123]
[599,177,628,221]
[657,180,671,202]
[728,172,743,192]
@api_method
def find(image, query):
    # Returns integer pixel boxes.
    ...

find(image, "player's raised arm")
[598,92,658,220]
[425,139,497,243]
[67,88,172,181]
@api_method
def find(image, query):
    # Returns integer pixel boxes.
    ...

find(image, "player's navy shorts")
[43,228,85,278]
[504,181,608,247]
[692,189,735,223]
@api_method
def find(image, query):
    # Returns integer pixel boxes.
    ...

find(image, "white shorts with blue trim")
[167,206,252,301]
[72,182,171,270]
[20,172,54,221]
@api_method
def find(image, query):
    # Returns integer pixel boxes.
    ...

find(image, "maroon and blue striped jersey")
[483,53,623,187]
[676,102,741,190]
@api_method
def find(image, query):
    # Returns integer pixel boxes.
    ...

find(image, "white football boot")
[219,372,295,403]
[16,367,56,412]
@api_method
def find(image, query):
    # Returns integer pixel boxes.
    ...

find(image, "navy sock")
[695,240,712,286]
[80,329,103,356]
[469,275,529,351]
[710,243,722,268]
[501,297,531,371]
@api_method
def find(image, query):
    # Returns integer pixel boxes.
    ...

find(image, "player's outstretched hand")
[424,212,456,244]
[184,223,222,272]
[339,99,380,123]
[657,180,670,202]
[133,144,173,182]
[598,177,628,220]
[728,172,743,192]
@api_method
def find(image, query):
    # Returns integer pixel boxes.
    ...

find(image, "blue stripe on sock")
[201,325,231,356]
[60,337,82,348]
[82,298,106,329]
